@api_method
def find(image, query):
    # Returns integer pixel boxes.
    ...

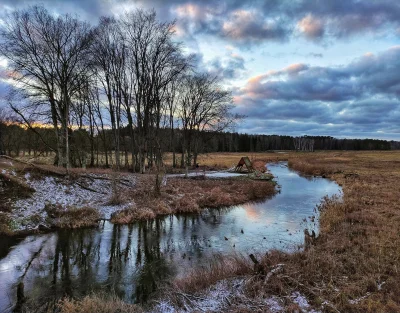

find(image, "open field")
[2,151,400,312]
[52,151,400,312]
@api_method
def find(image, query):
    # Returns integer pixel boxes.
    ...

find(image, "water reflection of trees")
[15,208,253,309]
[23,220,179,307]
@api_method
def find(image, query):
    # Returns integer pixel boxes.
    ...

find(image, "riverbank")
[0,156,276,236]
[56,151,400,312]
[110,175,276,224]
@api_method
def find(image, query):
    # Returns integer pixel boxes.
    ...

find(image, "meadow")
[2,150,400,312]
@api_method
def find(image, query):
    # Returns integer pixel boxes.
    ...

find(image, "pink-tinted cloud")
[297,14,324,39]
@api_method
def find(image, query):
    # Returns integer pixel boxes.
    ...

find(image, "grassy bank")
[5,151,400,311]
[0,155,276,235]
[111,175,276,224]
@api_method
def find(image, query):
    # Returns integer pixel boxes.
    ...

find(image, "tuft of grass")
[45,204,101,229]
[167,254,252,294]
[0,213,12,235]
[58,294,143,313]
[111,206,156,224]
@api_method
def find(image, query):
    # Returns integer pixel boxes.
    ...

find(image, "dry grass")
[172,254,252,294]
[45,204,101,229]
[239,151,400,312]
[111,175,276,224]
[59,294,143,313]
[0,213,12,235]
[164,152,288,170]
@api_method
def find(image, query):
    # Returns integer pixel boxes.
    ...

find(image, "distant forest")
[0,122,398,168]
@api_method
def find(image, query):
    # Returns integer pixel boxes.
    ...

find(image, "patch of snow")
[291,292,322,313]
[11,173,136,230]
[168,171,244,179]
[152,301,176,313]
[264,297,284,312]
[348,293,371,305]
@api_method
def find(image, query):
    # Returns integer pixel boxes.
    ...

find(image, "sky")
[0,0,400,140]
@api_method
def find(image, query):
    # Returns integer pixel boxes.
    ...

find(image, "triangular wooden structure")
[234,156,254,172]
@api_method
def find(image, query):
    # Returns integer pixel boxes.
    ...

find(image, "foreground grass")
[45,204,101,229]
[59,294,143,313]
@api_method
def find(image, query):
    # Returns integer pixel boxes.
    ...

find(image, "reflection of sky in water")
[0,162,341,312]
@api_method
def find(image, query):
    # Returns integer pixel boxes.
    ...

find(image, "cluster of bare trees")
[293,136,315,152]
[0,6,236,175]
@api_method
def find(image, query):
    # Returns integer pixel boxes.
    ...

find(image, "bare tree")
[294,136,315,152]
[0,6,94,168]
[178,73,234,174]
[121,9,188,175]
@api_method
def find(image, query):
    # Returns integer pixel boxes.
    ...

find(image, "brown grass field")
[5,151,400,311]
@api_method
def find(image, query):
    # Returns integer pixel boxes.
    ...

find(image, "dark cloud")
[2,0,400,44]
[240,47,400,103]
[169,0,400,44]
[234,46,400,139]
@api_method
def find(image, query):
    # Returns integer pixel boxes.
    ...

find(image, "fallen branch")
[0,155,66,176]
[76,182,107,194]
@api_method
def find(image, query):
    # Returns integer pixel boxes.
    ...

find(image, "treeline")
[209,133,396,151]
[0,121,397,166]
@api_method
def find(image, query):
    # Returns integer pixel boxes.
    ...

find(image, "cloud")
[2,0,400,45]
[240,46,400,103]
[234,46,400,139]
[194,52,247,82]
[297,14,324,40]
[170,0,400,44]
[221,9,289,43]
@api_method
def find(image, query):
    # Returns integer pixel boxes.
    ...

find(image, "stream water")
[0,162,341,312]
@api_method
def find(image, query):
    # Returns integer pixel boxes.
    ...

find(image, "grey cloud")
[234,47,400,139]
[242,47,400,103]
[3,0,400,44]
[192,52,247,81]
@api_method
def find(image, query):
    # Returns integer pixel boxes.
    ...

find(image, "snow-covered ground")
[2,162,136,231]
[168,170,245,179]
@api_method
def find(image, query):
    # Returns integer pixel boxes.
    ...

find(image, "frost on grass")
[291,292,322,313]
[153,278,285,313]
[5,169,136,232]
